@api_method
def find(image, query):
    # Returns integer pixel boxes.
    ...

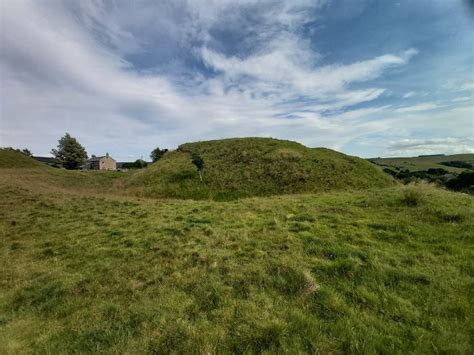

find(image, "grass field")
[1,158,473,353]
[369,154,474,173]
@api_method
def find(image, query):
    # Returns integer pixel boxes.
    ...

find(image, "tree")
[51,133,88,170]
[134,159,148,168]
[21,148,33,157]
[150,147,168,162]
[122,159,148,169]
[191,152,205,182]
[4,147,33,157]
[446,171,474,193]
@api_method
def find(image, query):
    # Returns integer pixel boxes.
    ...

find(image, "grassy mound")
[0,150,128,195]
[0,149,46,169]
[129,138,393,200]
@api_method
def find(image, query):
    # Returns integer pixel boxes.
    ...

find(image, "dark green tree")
[134,159,148,168]
[122,159,148,169]
[51,133,88,170]
[191,152,205,182]
[446,171,474,193]
[4,147,33,157]
[21,148,33,157]
[150,147,168,162]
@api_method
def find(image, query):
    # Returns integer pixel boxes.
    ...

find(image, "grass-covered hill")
[0,149,47,169]
[0,149,127,195]
[129,138,394,200]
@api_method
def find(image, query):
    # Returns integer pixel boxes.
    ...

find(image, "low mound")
[0,149,46,169]
[129,138,393,200]
[0,149,129,195]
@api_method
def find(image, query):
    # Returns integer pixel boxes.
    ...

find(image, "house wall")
[99,156,116,170]
[88,161,100,170]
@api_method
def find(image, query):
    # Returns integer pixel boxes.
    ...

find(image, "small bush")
[445,171,474,193]
[401,187,424,206]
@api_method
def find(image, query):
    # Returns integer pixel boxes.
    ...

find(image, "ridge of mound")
[129,138,394,200]
[0,149,47,169]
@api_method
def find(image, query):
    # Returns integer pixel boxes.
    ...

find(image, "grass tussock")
[401,185,425,206]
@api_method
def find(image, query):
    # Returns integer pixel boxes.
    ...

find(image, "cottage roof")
[87,156,105,162]
[87,153,115,162]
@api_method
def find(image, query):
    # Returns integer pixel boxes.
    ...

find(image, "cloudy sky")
[1,0,473,160]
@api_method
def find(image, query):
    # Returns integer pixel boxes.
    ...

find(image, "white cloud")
[1,0,468,161]
[347,104,474,157]
[395,103,440,113]
[387,137,474,156]
[452,96,472,102]
[201,42,416,99]
[403,91,416,98]
[459,82,474,91]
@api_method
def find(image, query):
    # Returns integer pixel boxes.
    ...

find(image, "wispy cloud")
[395,103,440,113]
[403,91,416,98]
[452,96,472,102]
[387,137,474,156]
[459,82,474,91]
[201,43,416,99]
[0,0,472,159]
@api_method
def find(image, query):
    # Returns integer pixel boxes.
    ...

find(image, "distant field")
[369,154,474,173]
[1,156,473,353]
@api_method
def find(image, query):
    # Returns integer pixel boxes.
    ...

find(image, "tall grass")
[401,185,425,206]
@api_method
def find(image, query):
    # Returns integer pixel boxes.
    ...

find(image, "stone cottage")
[85,153,116,170]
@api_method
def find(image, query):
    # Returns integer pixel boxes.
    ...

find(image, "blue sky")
[1,0,473,160]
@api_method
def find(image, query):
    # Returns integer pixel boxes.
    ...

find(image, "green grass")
[369,154,474,173]
[0,147,472,353]
[0,149,48,169]
[129,138,394,200]
[2,139,394,201]
[0,148,133,195]
[1,162,473,353]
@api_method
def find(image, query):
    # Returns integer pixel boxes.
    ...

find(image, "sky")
[0,0,473,161]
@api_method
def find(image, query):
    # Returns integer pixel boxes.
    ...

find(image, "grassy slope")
[0,149,131,195]
[369,154,474,173]
[0,149,48,169]
[1,168,473,353]
[129,138,393,200]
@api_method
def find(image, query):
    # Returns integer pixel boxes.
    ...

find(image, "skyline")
[1,0,473,161]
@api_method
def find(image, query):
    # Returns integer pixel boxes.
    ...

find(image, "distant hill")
[368,154,474,173]
[128,138,394,200]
